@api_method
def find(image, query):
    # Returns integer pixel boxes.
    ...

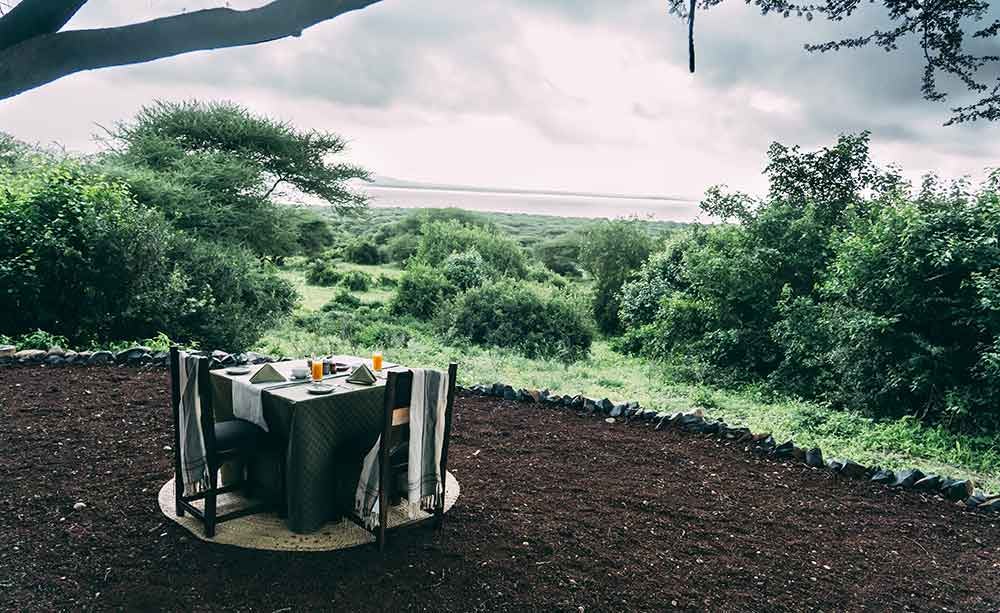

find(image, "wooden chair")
[169,347,275,537]
[353,363,458,551]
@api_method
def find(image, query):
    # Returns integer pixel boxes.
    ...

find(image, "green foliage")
[620,133,1000,430]
[416,220,528,277]
[15,330,70,350]
[343,238,382,265]
[391,262,454,320]
[306,260,341,287]
[441,249,495,290]
[291,210,337,255]
[578,218,653,334]
[339,270,372,292]
[0,158,295,350]
[383,233,420,263]
[535,234,582,277]
[329,289,362,309]
[100,101,369,258]
[439,281,593,361]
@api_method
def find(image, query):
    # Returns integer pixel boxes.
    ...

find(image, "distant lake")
[361,185,704,222]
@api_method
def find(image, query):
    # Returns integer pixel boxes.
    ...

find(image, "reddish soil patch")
[1,366,999,612]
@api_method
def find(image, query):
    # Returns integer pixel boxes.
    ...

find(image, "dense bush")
[0,159,295,349]
[441,249,495,290]
[340,270,372,291]
[439,281,593,361]
[390,262,454,320]
[306,260,341,286]
[416,220,528,277]
[535,234,581,277]
[578,218,653,334]
[343,239,381,265]
[383,233,420,263]
[618,133,1000,430]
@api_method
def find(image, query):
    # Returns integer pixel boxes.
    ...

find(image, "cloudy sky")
[1,0,998,201]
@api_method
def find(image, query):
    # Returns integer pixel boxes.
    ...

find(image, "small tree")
[101,100,369,258]
[578,219,653,335]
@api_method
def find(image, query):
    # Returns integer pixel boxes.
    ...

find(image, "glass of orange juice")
[372,351,383,371]
[311,356,324,382]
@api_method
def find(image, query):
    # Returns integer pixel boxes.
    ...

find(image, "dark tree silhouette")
[670,0,1000,124]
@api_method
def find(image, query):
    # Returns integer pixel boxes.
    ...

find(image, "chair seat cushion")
[214,419,265,452]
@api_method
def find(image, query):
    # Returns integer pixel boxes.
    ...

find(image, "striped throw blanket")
[355,368,448,529]
[178,352,211,497]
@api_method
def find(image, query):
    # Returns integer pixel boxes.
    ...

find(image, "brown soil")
[1,366,999,612]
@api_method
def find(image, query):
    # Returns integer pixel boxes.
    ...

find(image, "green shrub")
[441,249,495,290]
[306,260,341,286]
[439,281,593,361]
[357,321,412,348]
[0,159,296,350]
[390,262,454,320]
[416,220,528,277]
[15,330,70,350]
[343,239,381,265]
[535,234,581,277]
[578,218,653,334]
[384,233,419,263]
[340,270,372,292]
[330,289,362,309]
[377,274,398,288]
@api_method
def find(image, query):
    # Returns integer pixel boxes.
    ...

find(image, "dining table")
[210,356,411,534]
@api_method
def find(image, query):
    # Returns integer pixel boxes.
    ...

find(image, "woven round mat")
[157,471,459,551]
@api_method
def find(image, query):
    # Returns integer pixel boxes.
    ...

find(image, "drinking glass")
[372,351,383,371]
[311,356,324,382]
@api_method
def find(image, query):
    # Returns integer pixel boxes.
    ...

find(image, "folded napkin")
[250,363,286,384]
[347,362,377,385]
[356,368,448,529]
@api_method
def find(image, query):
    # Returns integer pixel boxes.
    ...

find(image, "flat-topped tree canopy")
[0,0,999,124]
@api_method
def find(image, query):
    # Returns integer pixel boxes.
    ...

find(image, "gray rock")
[965,493,988,508]
[115,346,152,364]
[912,475,943,492]
[826,459,844,473]
[772,440,796,458]
[87,350,114,365]
[46,346,66,357]
[870,469,895,484]
[598,398,614,413]
[891,468,925,488]
[14,349,46,362]
[0,345,14,357]
[654,415,670,431]
[805,447,824,468]
[492,383,505,397]
[63,350,78,362]
[610,403,626,418]
[44,355,66,366]
[839,459,867,479]
[698,420,721,434]
[72,502,86,511]
[502,386,516,401]
[941,479,974,502]
[978,497,1000,512]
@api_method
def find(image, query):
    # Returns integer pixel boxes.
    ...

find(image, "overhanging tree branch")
[0,0,87,51]
[0,0,383,100]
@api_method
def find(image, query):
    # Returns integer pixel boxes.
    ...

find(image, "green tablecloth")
[211,357,408,534]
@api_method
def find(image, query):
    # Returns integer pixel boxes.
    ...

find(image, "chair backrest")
[379,363,458,500]
[169,347,218,468]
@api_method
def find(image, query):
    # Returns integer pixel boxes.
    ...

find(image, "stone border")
[0,345,282,369]
[464,382,1000,514]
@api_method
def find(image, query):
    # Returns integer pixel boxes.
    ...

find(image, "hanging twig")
[688,0,696,73]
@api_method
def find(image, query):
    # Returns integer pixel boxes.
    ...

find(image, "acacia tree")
[0,0,999,124]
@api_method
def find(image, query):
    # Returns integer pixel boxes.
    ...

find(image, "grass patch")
[263,265,1000,493]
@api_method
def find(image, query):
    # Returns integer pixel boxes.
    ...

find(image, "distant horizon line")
[364,176,700,203]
